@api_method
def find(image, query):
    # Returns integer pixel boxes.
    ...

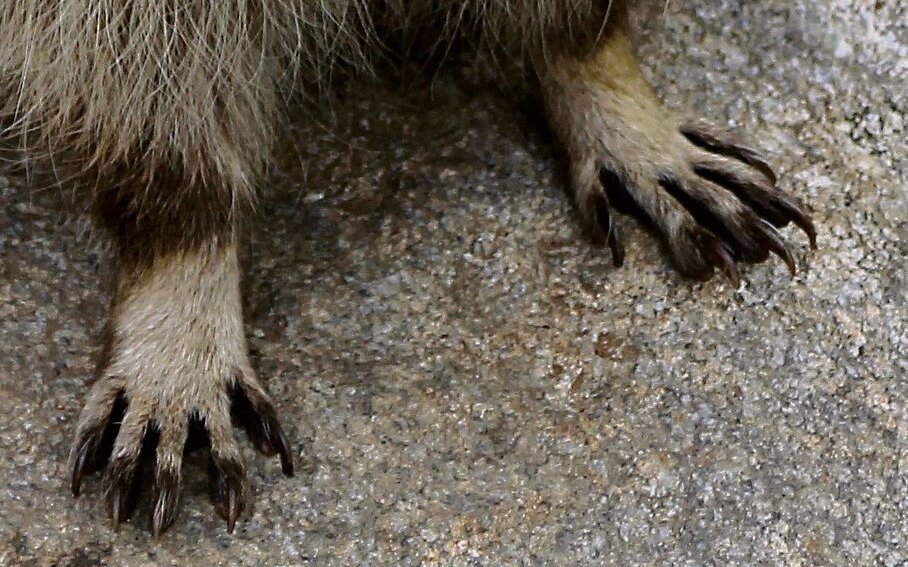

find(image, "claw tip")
[793,212,817,250]
[273,426,294,477]
[609,239,626,268]
[70,448,91,497]
[785,259,797,277]
[803,222,818,250]
[606,222,625,268]
[227,487,240,533]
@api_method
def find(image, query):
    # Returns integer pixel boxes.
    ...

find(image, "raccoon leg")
[539,21,815,281]
[41,7,296,534]
[70,228,293,535]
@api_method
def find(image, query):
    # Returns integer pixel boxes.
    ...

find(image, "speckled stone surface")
[1,1,905,565]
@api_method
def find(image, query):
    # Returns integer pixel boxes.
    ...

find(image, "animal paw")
[574,117,816,282]
[68,244,293,535]
[541,33,816,282]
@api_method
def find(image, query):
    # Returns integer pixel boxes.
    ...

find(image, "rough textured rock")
[1,1,905,565]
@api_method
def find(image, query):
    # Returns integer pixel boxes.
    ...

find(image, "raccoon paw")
[571,118,816,282]
[540,32,815,282]
[69,368,292,535]
[68,245,292,535]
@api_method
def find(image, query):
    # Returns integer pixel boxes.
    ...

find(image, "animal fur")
[0,0,815,534]
[0,1,610,211]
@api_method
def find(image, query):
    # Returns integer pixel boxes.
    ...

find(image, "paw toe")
[70,390,127,497]
[693,157,816,248]
[668,227,735,283]
[207,452,250,534]
[700,233,741,285]
[229,377,294,476]
[662,171,807,278]
[104,454,140,530]
[680,119,777,185]
[150,420,189,536]
[151,464,182,536]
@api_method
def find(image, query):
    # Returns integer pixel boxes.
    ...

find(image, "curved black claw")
[586,192,626,267]
[681,120,777,185]
[754,220,796,276]
[208,454,249,534]
[70,394,126,497]
[105,426,157,530]
[230,378,294,477]
[606,221,625,268]
[104,453,141,530]
[781,201,817,250]
[693,163,817,249]
[701,234,741,286]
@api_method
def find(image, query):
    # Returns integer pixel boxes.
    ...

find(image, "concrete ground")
[1,1,905,565]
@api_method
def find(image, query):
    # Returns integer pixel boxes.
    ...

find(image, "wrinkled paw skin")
[69,372,293,535]
[68,243,293,536]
